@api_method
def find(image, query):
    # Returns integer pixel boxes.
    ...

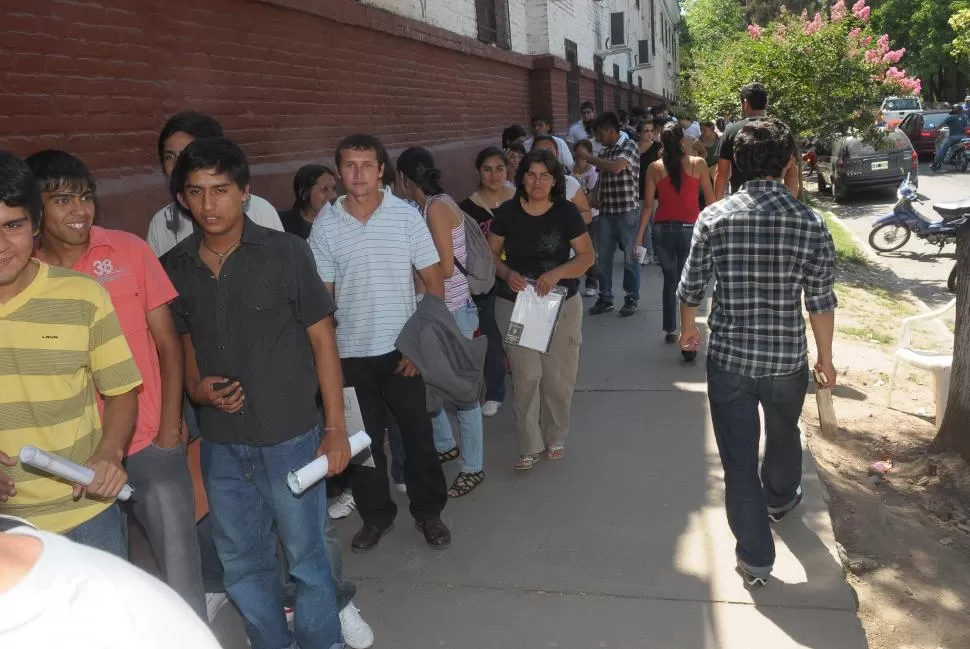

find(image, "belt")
[653,221,695,228]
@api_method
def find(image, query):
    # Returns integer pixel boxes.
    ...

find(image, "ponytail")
[397,147,445,196]
[660,122,686,192]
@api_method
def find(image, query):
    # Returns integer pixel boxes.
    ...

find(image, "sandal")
[438,447,459,464]
[514,454,539,471]
[546,446,565,460]
[447,471,485,498]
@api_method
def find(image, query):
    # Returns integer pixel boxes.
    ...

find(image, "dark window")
[638,39,650,66]
[565,39,580,124]
[610,12,625,47]
[475,0,511,50]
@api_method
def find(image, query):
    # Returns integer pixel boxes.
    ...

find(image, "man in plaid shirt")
[677,118,838,587]
[575,112,642,317]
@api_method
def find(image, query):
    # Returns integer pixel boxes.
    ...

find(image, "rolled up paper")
[19,445,134,501]
[287,430,372,495]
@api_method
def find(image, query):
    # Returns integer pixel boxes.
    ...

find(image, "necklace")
[203,239,241,266]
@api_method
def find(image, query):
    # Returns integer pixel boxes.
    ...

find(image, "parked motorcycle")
[929,126,970,172]
[868,175,970,253]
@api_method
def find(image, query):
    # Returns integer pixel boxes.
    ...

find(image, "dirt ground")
[803,261,970,649]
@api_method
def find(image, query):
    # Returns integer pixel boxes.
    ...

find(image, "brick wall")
[0,0,533,234]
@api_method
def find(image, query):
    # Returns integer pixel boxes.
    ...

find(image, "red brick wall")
[0,0,532,234]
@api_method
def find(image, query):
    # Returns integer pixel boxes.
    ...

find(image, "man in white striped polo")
[309,134,451,552]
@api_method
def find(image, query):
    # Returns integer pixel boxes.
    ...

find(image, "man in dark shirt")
[679,118,837,588]
[932,106,969,169]
[715,83,799,198]
[162,137,350,649]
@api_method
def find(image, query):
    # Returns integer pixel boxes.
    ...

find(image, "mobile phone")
[212,378,240,392]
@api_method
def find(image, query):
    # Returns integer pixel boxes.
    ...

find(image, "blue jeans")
[596,208,641,301]
[64,503,126,559]
[641,206,657,256]
[934,134,964,165]
[202,427,342,649]
[653,222,694,333]
[473,291,507,403]
[706,360,809,576]
[431,303,484,474]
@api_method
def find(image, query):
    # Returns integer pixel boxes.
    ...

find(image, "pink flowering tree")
[686,0,921,141]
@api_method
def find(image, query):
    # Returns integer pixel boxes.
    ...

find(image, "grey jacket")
[396,295,487,411]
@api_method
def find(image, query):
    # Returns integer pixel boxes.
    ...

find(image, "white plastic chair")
[886,299,956,428]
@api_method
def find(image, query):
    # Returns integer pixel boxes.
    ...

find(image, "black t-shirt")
[459,198,495,237]
[278,207,313,240]
[718,117,755,194]
[490,197,587,301]
[639,142,662,200]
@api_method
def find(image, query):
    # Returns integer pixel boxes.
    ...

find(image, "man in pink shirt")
[27,150,205,618]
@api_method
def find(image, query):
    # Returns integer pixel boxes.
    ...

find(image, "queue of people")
[1,79,839,648]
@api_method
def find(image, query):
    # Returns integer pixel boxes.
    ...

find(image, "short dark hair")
[618,109,629,122]
[25,149,97,198]
[531,114,552,126]
[514,148,566,201]
[292,164,334,210]
[502,125,528,148]
[396,147,445,196]
[0,151,42,228]
[574,139,594,154]
[630,106,645,118]
[530,134,558,152]
[580,101,595,112]
[740,83,768,110]
[475,146,508,169]
[334,133,390,171]
[381,160,396,189]
[650,105,667,116]
[157,111,224,164]
[733,117,795,180]
[169,137,250,209]
[594,112,621,133]
[700,120,716,130]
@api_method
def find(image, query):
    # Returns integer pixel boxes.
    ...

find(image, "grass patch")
[820,211,870,267]
[839,325,895,346]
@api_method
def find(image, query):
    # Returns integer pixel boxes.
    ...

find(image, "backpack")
[426,195,496,296]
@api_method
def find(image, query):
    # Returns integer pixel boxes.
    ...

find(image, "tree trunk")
[933,223,970,461]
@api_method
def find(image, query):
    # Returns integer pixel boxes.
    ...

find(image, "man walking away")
[575,112,642,317]
[678,118,838,587]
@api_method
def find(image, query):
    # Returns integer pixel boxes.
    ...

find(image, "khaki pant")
[495,294,583,456]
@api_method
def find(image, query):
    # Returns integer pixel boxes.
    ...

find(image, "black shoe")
[588,298,614,315]
[618,297,639,317]
[681,350,697,362]
[768,488,803,523]
[665,332,678,344]
[736,560,770,588]
[415,517,451,549]
[351,522,394,553]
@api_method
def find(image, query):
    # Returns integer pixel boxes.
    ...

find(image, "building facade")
[1,0,680,233]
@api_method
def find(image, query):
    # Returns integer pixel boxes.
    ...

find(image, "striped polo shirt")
[309,190,440,358]
[0,261,143,533]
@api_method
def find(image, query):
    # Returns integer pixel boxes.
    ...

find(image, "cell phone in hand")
[212,378,240,392]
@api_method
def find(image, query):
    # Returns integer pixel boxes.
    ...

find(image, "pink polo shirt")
[50,227,177,456]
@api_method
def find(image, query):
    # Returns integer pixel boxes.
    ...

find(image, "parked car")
[816,130,919,201]
[898,110,969,159]
[879,96,922,130]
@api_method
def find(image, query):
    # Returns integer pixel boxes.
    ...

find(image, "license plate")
[871,161,889,171]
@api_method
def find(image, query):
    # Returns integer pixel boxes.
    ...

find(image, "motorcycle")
[929,126,970,172]
[868,175,970,253]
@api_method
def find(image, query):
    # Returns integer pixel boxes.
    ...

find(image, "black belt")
[653,221,694,228]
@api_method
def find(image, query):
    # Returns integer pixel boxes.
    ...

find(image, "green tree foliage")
[949,8,970,60]
[741,0,821,25]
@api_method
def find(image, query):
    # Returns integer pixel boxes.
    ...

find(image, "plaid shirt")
[597,137,640,214]
[677,180,838,378]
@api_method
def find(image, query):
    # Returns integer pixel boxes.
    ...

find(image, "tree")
[741,0,821,25]
[950,8,970,59]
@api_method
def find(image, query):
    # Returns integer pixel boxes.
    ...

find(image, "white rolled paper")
[19,445,134,501]
[287,430,372,495]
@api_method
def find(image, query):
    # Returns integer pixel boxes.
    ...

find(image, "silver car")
[816,130,919,202]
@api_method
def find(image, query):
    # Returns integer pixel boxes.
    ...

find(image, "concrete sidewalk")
[338,264,868,649]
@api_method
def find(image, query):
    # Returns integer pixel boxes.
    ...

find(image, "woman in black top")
[278,164,338,239]
[488,149,594,471]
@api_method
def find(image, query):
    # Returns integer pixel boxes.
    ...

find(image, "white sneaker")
[205,592,229,623]
[482,400,501,417]
[394,481,407,493]
[583,286,597,297]
[340,602,375,649]
[328,491,356,520]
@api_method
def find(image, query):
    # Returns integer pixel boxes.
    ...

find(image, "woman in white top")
[395,148,486,498]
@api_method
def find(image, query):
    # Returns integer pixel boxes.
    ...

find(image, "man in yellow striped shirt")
[0,151,142,557]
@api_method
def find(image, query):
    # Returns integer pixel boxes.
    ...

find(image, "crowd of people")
[1,79,839,646]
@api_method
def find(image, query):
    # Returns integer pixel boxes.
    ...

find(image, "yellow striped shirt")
[0,261,143,533]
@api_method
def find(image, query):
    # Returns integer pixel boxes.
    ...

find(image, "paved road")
[808,161,966,308]
[309,266,867,649]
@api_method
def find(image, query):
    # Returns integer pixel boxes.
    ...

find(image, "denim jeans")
[595,208,641,301]
[201,427,342,649]
[125,442,206,618]
[652,222,694,333]
[473,290,508,403]
[641,206,657,256]
[935,134,965,165]
[431,303,484,474]
[64,503,126,559]
[706,360,809,576]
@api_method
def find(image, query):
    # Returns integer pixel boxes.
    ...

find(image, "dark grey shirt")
[162,218,336,445]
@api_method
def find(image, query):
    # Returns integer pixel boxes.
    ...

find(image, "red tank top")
[655,172,701,224]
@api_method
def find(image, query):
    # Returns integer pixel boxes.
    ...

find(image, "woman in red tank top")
[636,122,715,350]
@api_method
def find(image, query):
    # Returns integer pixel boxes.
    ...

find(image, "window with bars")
[638,39,650,66]
[475,0,511,50]
[610,12,625,47]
